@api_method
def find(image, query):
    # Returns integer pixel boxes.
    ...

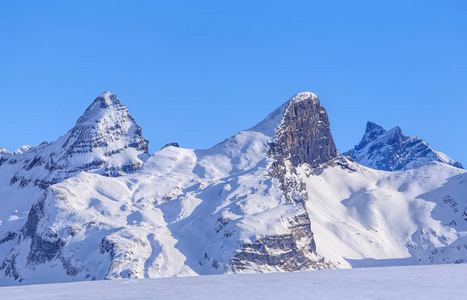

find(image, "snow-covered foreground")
[1,263,466,299]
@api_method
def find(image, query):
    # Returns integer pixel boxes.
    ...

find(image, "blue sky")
[1,1,466,165]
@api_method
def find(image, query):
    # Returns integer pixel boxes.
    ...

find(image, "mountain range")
[0,91,465,286]
[346,121,463,171]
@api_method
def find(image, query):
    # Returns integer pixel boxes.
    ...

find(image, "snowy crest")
[54,91,149,177]
[0,91,149,202]
[250,91,322,137]
[347,121,463,171]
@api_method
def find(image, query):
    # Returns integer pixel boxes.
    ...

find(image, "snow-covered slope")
[0,91,467,286]
[0,92,149,283]
[0,92,338,285]
[346,121,463,171]
[1,263,466,300]
[302,160,467,268]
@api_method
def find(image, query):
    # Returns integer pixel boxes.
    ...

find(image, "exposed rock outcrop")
[230,213,336,272]
[230,92,339,273]
[269,92,338,204]
[2,92,149,190]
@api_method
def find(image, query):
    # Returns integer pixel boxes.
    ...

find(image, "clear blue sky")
[1,1,466,165]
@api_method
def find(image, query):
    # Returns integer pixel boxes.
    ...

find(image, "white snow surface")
[0,263,466,299]
[13,145,34,155]
[302,161,467,268]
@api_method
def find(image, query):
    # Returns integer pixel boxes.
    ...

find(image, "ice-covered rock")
[0,92,150,284]
[346,121,463,171]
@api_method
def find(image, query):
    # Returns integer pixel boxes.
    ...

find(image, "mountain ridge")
[0,91,466,286]
[346,121,463,171]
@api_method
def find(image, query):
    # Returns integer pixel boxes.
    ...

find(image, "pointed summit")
[277,92,337,168]
[63,91,148,155]
[355,121,387,151]
[253,92,338,169]
[365,121,385,134]
[55,91,149,177]
[347,122,463,171]
[251,92,329,137]
[267,92,338,203]
[3,92,150,189]
[76,92,122,125]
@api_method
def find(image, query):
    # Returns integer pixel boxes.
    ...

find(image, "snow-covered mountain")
[0,92,337,285]
[346,121,463,171]
[0,92,148,283]
[0,91,466,286]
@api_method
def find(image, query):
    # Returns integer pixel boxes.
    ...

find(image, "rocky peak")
[61,92,148,156]
[272,92,338,169]
[3,92,150,189]
[51,91,149,177]
[356,121,386,151]
[270,92,338,203]
[75,92,122,125]
[347,122,463,171]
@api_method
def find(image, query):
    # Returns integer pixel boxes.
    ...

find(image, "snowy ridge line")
[346,121,463,171]
[0,91,466,287]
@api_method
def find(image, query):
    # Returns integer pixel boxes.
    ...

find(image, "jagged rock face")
[230,213,336,272]
[53,92,149,178]
[347,121,463,171]
[271,92,338,169]
[2,92,149,189]
[0,92,150,284]
[230,93,338,272]
[269,92,338,204]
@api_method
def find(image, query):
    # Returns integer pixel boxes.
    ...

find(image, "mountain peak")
[270,92,338,202]
[354,121,387,151]
[12,92,150,184]
[96,91,119,106]
[388,125,402,134]
[58,92,149,174]
[348,123,463,171]
[365,121,386,134]
[291,92,319,103]
[75,92,122,126]
[250,92,322,136]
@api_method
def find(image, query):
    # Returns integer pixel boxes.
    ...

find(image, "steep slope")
[0,92,149,279]
[300,159,467,268]
[0,92,338,285]
[347,122,463,171]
